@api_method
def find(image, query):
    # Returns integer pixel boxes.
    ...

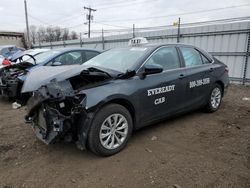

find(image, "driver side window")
[146,47,181,71]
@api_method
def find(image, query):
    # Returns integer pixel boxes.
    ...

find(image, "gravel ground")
[0,84,249,188]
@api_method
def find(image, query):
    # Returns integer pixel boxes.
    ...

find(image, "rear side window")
[146,47,181,71]
[180,47,203,67]
[1,48,10,57]
[54,51,83,65]
[85,51,99,62]
[200,53,211,64]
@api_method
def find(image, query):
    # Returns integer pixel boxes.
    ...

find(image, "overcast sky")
[1,0,249,35]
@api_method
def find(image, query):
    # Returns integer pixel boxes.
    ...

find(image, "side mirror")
[52,61,62,66]
[143,64,163,75]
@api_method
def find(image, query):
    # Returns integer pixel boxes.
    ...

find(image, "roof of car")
[0,45,16,49]
[51,48,101,53]
[141,43,196,48]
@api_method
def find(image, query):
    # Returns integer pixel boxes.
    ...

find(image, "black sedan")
[25,39,229,156]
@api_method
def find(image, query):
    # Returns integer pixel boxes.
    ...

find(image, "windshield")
[26,50,60,64]
[84,47,150,72]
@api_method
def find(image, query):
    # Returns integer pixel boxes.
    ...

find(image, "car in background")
[0,45,26,70]
[9,48,49,64]
[0,48,100,101]
[24,38,229,156]
[0,45,25,59]
[0,49,49,70]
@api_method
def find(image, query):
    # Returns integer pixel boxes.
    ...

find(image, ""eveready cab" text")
[147,85,175,96]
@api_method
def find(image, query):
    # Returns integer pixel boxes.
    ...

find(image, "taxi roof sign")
[128,37,148,46]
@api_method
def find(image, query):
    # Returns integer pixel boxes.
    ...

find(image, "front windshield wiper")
[117,70,136,79]
[81,67,112,78]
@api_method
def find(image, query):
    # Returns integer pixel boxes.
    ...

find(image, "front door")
[136,46,187,124]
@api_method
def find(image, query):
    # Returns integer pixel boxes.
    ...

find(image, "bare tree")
[62,28,70,41]
[37,26,46,43]
[30,25,37,44]
[70,31,78,40]
[54,27,62,41]
[46,26,55,42]
[28,25,78,43]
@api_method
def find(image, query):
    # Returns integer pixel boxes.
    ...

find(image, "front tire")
[87,104,133,156]
[205,83,222,112]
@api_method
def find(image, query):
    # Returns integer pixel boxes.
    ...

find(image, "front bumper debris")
[31,104,72,144]
[25,80,87,145]
[0,78,19,98]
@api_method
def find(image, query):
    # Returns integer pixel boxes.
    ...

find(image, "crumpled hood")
[21,65,86,93]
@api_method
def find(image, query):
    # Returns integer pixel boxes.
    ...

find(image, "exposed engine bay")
[0,62,34,98]
[25,68,112,146]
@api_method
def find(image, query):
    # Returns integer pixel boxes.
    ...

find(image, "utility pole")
[80,32,82,47]
[177,17,181,43]
[102,28,105,50]
[133,24,135,38]
[24,0,30,47]
[84,6,96,38]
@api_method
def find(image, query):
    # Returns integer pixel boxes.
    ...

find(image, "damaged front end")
[25,67,112,148]
[26,80,87,145]
[0,62,33,98]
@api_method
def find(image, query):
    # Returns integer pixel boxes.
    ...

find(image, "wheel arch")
[77,97,137,150]
[215,80,225,97]
[104,98,136,128]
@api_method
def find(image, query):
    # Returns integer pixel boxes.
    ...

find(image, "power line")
[60,16,250,32]
[96,0,157,9]
[178,16,250,27]
[31,0,146,25]
[27,3,250,33]
[35,16,250,35]
[96,3,250,22]
[28,14,51,25]
[94,0,137,7]
[131,16,250,31]
[93,21,131,29]
[52,13,83,25]
[85,16,250,33]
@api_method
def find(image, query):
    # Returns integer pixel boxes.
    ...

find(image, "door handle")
[179,74,185,79]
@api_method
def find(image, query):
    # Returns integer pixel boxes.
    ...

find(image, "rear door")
[178,47,213,108]
[137,46,187,123]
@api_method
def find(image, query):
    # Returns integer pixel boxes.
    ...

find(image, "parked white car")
[0,49,49,70]
[10,49,50,64]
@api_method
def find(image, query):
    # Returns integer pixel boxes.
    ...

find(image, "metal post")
[243,29,250,85]
[24,0,30,47]
[133,24,135,38]
[50,40,52,49]
[80,33,82,47]
[101,28,104,50]
[38,32,41,48]
[177,17,181,43]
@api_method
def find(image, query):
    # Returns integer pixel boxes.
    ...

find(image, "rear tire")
[87,104,133,156]
[205,83,222,112]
